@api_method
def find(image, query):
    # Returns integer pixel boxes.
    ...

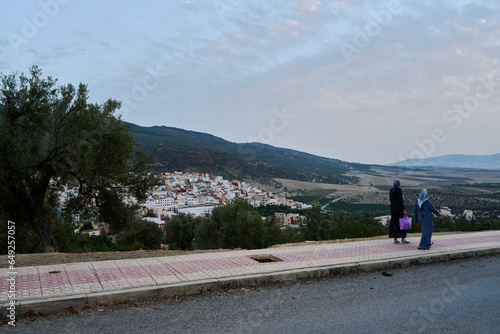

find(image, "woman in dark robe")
[413,189,441,250]
[389,178,409,243]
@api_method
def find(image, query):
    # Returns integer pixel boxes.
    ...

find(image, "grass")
[326,201,389,214]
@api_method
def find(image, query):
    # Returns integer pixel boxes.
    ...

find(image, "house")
[275,213,301,227]
[144,197,175,209]
[374,215,391,226]
[463,210,474,220]
[440,207,453,217]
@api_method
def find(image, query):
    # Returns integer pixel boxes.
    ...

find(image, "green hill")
[127,123,365,184]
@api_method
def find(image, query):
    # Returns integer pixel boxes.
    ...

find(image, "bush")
[193,199,266,250]
[299,211,389,241]
[164,214,199,250]
[194,217,221,249]
[116,220,163,250]
[79,222,94,232]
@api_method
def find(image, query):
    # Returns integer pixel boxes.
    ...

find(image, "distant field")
[326,201,388,214]
[289,195,327,205]
[273,167,500,216]
[349,166,500,189]
[274,178,371,196]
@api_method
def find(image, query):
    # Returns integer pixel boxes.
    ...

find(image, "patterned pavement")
[1,231,499,306]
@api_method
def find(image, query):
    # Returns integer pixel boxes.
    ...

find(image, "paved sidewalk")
[1,231,499,315]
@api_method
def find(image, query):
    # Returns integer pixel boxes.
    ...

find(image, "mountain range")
[391,153,500,170]
[127,123,368,184]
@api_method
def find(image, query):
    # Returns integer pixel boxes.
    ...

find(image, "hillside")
[391,153,500,170]
[127,123,365,184]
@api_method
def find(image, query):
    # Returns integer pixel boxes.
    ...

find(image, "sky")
[1,0,499,165]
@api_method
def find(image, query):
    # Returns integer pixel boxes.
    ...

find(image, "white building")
[144,216,165,228]
[145,197,175,209]
[178,205,217,216]
[439,207,453,217]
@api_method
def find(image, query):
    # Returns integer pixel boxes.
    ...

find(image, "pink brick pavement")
[1,231,499,303]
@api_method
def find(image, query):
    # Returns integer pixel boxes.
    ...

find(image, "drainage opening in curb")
[248,254,284,263]
[48,271,61,274]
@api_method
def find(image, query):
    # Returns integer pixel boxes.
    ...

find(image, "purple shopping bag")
[399,216,412,230]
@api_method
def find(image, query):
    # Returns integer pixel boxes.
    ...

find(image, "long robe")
[413,199,441,249]
[389,186,406,239]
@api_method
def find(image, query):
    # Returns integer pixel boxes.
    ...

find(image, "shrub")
[164,214,199,250]
[116,220,163,250]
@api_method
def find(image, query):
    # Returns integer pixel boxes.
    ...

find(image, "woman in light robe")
[413,189,441,250]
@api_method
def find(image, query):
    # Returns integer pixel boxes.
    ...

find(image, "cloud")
[1,0,498,164]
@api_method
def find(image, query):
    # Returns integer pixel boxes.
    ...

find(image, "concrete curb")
[3,246,499,317]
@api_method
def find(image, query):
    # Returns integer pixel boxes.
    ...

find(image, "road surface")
[5,255,499,334]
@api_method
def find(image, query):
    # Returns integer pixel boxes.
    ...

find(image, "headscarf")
[393,178,401,188]
[417,189,429,208]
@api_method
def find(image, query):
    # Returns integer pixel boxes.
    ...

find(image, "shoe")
[417,246,428,250]
[402,239,410,243]
[394,240,400,243]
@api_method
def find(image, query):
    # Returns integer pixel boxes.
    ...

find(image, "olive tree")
[0,66,158,252]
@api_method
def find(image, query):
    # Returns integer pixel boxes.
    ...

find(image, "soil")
[0,232,466,268]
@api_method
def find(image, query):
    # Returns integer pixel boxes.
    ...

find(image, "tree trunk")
[28,203,59,253]
[25,171,60,253]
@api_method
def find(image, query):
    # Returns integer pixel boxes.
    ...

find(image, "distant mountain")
[127,123,366,184]
[391,153,500,170]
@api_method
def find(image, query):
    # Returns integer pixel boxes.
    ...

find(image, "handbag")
[399,216,412,230]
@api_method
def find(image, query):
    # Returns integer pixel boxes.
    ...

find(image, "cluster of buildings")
[58,172,311,230]
[140,172,311,225]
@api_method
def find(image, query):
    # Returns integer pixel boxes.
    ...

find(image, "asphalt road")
[4,255,499,334]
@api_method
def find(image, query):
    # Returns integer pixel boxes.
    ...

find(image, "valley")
[270,166,500,217]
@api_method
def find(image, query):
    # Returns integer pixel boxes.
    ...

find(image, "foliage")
[79,222,94,231]
[433,216,500,232]
[211,198,265,249]
[279,226,301,244]
[0,66,159,252]
[86,235,114,252]
[262,216,283,247]
[116,220,163,250]
[299,210,388,240]
[164,213,200,250]
[189,199,277,250]
[193,216,221,250]
[163,201,300,250]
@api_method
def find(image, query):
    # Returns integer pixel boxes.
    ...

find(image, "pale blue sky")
[1,0,499,165]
